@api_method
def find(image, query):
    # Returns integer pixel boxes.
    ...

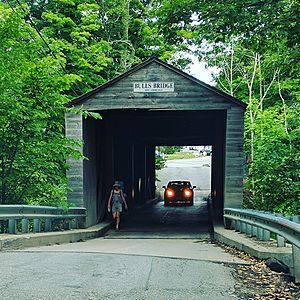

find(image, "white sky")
[187,55,218,85]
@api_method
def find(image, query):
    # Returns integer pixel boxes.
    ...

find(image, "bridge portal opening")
[82,110,226,227]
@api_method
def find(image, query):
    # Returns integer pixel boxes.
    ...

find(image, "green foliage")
[160,146,182,155]
[165,152,196,160]
[23,0,189,93]
[155,156,166,171]
[0,4,81,207]
[244,108,300,215]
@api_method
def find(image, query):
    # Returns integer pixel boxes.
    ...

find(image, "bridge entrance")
[66,58,246,227]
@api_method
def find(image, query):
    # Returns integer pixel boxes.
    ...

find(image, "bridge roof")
[67,57,246,109]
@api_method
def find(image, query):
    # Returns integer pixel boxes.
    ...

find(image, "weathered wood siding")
[78,62,237,111]
[65,112,84,207]
[224,107,244,208]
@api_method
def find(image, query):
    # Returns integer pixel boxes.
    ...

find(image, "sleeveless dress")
[112,190,123,213]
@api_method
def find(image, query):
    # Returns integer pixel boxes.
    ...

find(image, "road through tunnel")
[84,109,225,231]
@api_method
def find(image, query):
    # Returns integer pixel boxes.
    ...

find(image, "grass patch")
[165,152,198,160]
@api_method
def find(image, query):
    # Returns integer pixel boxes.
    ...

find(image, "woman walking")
[107,182,128,230]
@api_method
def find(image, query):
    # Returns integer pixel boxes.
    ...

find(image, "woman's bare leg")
[116,212,120,229]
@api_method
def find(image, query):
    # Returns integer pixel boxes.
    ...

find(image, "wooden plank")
[226,152,244,159]
[226,126,245,132]
[81,101,232,111]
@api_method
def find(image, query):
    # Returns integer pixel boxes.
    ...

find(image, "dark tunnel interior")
[83,109,227,222]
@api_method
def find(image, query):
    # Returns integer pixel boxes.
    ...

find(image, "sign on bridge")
[133,82,174,92]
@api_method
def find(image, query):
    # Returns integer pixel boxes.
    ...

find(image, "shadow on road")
[106,195,213,239]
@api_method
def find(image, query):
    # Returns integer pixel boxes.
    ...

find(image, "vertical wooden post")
[70,219,78,229]
[22,219,29,233]
[224,217,231,229]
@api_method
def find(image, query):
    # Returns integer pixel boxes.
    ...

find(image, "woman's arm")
[107,190,113,211]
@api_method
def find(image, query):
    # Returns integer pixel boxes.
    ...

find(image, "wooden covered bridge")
[65,57,246,227]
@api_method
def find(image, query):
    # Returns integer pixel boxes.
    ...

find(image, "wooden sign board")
[133,82,174,92]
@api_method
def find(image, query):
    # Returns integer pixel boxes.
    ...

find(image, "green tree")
[0,3,81,207]
[22,0,188,93]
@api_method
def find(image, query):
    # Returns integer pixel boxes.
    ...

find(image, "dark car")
[199,147,212,156]
[162,181,196,206]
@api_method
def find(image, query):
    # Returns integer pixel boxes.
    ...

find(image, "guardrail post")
[276,234,286,247]
[69,219,78,229]
[257,227,263,240]
[235,220,241,232]
[224,217,231,229]
[33,219,41,233]
[246,224,252,236]
[262,229,270,241]
[292,245,300,283]
[230,220,236,230]
[241,222,246,233]
[45,219,52,232]
[8,219,16,234]
[254,212,270,241]
[22,219,29,233]
[252,226,258,237]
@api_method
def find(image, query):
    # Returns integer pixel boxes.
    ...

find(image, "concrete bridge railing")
[0,205,86,234]
[224,208,300,283]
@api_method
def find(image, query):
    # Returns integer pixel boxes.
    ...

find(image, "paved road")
[0,251,240,300]
[0,157,246,300]
[116,156,212,239]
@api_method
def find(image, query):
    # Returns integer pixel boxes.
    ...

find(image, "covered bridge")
[65,57,246,227]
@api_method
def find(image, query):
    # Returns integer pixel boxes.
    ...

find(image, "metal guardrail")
[224,208,300,283]
[0,205,86,234]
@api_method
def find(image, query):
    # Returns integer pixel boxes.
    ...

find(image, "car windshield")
[167,181,191,187]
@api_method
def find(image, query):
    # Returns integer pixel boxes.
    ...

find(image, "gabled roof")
[67,57,246,109]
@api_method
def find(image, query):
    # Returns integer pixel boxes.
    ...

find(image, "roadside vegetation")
[165,152,197,160]
[0,1,299,215]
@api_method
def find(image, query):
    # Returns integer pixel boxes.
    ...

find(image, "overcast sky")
[187,55,218,85]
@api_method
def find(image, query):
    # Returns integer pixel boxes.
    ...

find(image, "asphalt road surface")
[0,250,242,300]
[157,156,212,199]
[0,157,247,300]
[112,156,213,239]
